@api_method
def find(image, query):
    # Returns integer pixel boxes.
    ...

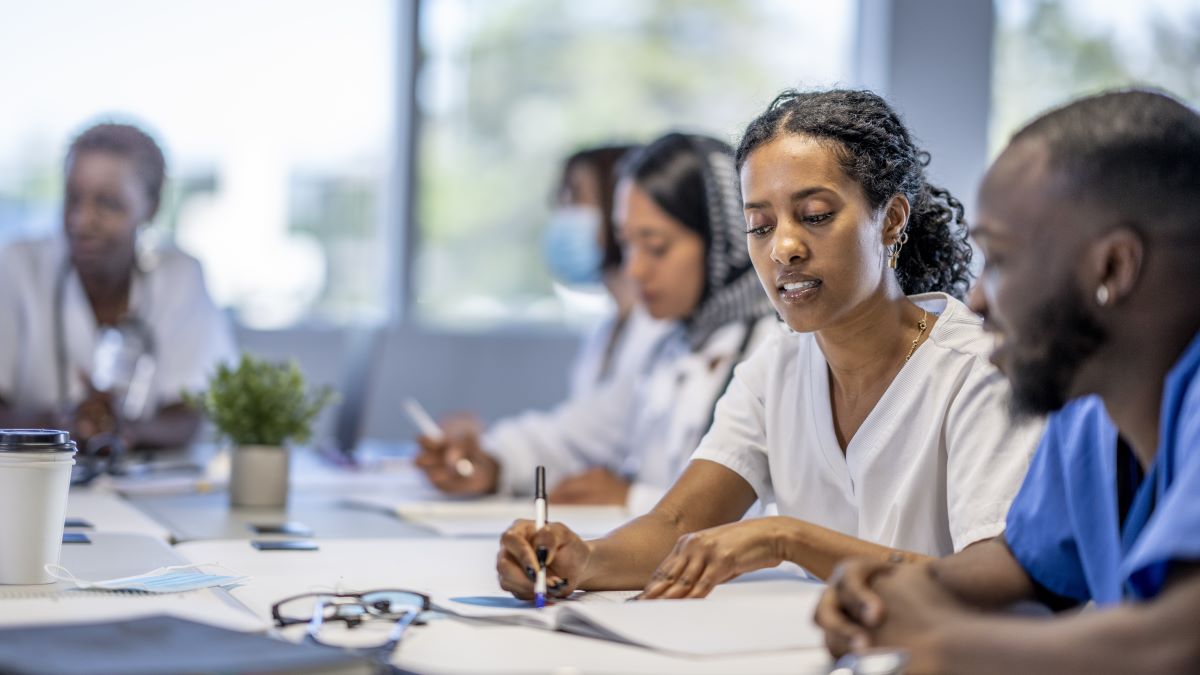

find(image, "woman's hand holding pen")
[638,517,789,600]
[497,520,589,601]
[413,426,499,495]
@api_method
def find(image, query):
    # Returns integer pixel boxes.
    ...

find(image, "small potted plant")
[190,355,334,508]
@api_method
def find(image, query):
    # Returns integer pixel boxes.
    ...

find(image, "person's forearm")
[578,509,693,590]
[929,538,1039,609]
[778,517,931,580]
[127,405,201,450]
[928,600,1200,675]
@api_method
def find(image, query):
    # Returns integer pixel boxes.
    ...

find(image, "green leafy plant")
[188,354,335,447]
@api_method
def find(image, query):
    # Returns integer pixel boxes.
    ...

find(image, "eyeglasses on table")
[272,588,431,666]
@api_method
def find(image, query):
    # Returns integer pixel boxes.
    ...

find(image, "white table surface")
[0,533,261,632]
[176,537,833,675]
[65,487,173,540]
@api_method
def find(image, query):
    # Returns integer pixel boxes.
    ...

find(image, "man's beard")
[1006,285,1108,421]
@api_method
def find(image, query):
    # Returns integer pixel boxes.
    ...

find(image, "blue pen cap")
[0,429,77,453]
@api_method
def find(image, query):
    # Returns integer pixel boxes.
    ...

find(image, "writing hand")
[413,426,498,496]
[497,519,589,601]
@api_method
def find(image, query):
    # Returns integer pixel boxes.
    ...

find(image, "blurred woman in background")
[0,122,236,452]
[416,133,779,514]
[543,144,669,399]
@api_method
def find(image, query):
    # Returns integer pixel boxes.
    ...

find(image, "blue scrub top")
[1005,330,1200,605]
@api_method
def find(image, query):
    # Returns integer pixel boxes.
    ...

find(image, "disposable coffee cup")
[0,430,77,585]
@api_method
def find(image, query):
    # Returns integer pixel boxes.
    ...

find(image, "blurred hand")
[548,467,631,505]
[70,374,119,448]
[497,519,590,601]
[815,558,894,657]
[858,562,963,674]
[413,426,498,495]
[638,517,787,600]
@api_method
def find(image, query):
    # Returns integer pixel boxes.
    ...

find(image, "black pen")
[534,465,547,608]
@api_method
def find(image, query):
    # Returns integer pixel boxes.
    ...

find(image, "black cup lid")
[0,429,76,452]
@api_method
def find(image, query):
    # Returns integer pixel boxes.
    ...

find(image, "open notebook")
[433,579,825,656]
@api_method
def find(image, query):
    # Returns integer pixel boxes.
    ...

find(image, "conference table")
[0,445,836,674]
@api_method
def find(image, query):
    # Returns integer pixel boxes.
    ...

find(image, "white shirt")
[567,306,672,399]
[0,237,237,417]
[487,314,783,514]
[692,293,1043,556]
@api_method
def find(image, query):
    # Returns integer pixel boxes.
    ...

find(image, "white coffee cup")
[0,430,77,585]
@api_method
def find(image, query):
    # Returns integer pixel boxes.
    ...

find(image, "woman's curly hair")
[735,89,973,299]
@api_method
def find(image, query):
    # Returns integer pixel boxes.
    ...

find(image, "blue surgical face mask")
[543,206,604,286]
[46,562,248,594]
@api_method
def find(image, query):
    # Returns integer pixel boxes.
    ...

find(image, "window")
[991,0,1200,154]
[0,0,396,328]
[414,0,855,329]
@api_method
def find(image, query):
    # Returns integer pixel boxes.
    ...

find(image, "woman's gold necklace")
[904,309,929,363]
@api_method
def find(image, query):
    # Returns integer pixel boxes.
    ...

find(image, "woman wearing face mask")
[0,122,236,451]
[493,89,1045,602]
[415,133,780,514]
[543,144,670,399]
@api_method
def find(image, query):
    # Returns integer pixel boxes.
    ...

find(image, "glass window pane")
[991,0,1200,155]
[0,0,396,328]
[414,0,855,329]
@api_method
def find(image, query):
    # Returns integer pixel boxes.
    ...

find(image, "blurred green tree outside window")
[992,0,1200,156]
[413,0,854,329]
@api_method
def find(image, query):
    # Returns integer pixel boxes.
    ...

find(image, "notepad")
[434,580,824,656]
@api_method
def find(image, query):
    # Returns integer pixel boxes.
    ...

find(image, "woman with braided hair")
[495,89,1044,601]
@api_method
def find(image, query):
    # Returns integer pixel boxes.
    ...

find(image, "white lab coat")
[692,293,1044,557]
[487,313,783,514]
[0,237,237,416]
[566,306,671,399]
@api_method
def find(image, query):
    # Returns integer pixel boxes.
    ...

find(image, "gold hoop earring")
[887,231,909,269]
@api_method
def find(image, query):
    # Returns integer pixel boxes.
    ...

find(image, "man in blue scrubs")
[815,89,1200,673]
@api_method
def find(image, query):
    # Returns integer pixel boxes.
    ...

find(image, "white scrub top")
[487,314,783,515]
[692,293,1044,556]
[0,238,237,417]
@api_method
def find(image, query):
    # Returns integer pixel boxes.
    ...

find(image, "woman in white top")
[415,133,779,514]
[495,89,1043,600]
[0,123,236,450]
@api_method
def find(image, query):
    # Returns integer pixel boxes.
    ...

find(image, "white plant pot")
[229,445,290,508]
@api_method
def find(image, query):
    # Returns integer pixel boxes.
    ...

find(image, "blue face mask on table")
[45,562,248,593]
[542,206,604,286]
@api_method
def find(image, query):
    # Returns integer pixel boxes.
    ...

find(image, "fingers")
[831,560,890,628]
[413,435,447,470]
[657,555,710,600]
[640,538,692,600]
[815,585,866,657]
[500,520,541,571]
[498,520,585,602]
[496,550,535,600]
